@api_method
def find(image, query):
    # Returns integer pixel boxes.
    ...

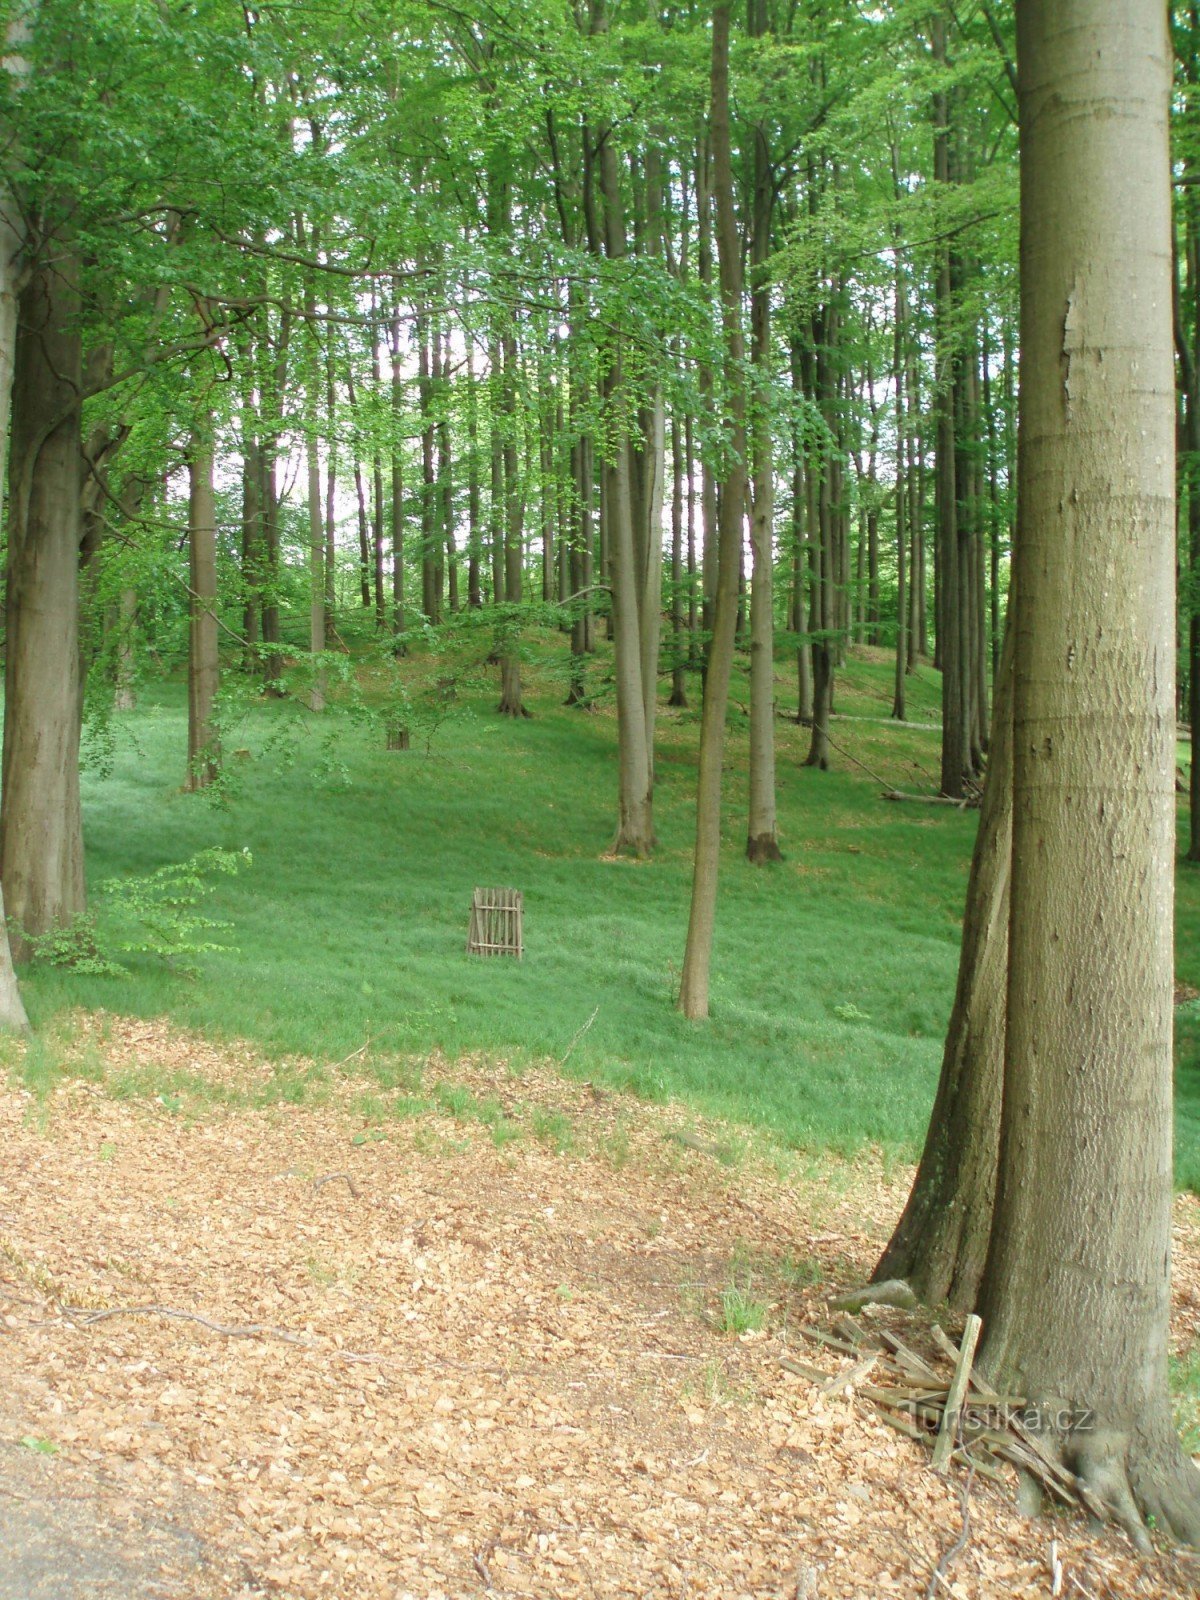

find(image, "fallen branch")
[560,1005,599,1067]
[312,1172,360,1198]
[925,1466,975,1599]
[883,790,970,808]
[330,1037,373,1071]
[60,1303,308,1344]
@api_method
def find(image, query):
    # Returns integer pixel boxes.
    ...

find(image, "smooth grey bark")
[978,0,1200,1545]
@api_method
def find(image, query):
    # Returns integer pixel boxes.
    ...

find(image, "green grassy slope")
[20,632,1200,1182]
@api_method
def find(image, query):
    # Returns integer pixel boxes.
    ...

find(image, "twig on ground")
[329,1037,373,1071]
[925,1466,975,1599]
[560,1006,599,1067]
[59,1304,308,1344]
[312,1172,360,1198]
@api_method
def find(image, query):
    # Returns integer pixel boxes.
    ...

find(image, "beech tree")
[977,0,1199,1542]
[876,0,1200,1543]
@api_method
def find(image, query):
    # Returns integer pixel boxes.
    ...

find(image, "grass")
[15,626,1200,1186]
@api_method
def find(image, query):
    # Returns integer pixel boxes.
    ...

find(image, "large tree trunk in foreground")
[677,1,745,1020]
[2,249,85,961]
[186,435,221,789]
[873,607,1013,1308]
[976,0,1200,1545]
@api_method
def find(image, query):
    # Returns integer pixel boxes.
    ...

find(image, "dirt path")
[1,1013,1198,1598]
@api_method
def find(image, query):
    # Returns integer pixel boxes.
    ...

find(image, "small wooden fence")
[466,887,524,959]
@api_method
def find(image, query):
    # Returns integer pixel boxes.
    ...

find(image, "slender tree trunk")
[2,248,85,957]
[324,342,338,620]
[466,336,483,608]
[892,231,908,723]
[685,410,700,667]
[977,1,1200,1543]
[678,2,746,1019]
[591,15,653,851]
[241,434,263,667]
[306,405,326,713]
[497,327,527,717]
[260,451,283,693]
[933,15,966,796]
[347,366,372,610]
[390,310,406,651]
[668,408,688,707]
[186,432,221,786]
[112,588,137,712]
[790,339,813,724]
[746,50,780,862]
[438,324,457,616]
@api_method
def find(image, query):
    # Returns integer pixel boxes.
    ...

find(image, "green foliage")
[25,847,250,978]
[716,1280,768,1336]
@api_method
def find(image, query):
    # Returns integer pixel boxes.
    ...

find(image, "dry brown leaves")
[0,1011,1197,1599]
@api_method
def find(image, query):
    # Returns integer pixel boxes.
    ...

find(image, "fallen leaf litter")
[0,1011,1197,1599]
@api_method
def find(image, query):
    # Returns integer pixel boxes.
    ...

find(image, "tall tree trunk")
[789,339,813,724]
[438,323,457,615]
[390,310,406,651]
[186,431,221,786]
[259,451,283,693]
[933,14,967,797]
[678,2,746,1019]
[892,226,908,723]
[372,311,387,629]
[417,309,439,624]
[591,8,653,852]
[324,341,338,620]
[746,41,780,863]
[2,248,85,957]
[241,433,263,667]
[977,0,1200,1543]
[347,365,372,610]
[466,335,483,609]
[668,408,688,707]
[306,402,326,713]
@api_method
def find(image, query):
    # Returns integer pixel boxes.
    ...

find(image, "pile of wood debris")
[783,1311,1110,1524]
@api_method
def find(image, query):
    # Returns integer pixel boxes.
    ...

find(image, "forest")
[2,0,1200,1596]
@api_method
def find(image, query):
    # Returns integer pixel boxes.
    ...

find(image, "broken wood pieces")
[781,1313,1116,1535]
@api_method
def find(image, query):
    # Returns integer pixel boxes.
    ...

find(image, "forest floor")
[2,1012,1199,1600]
